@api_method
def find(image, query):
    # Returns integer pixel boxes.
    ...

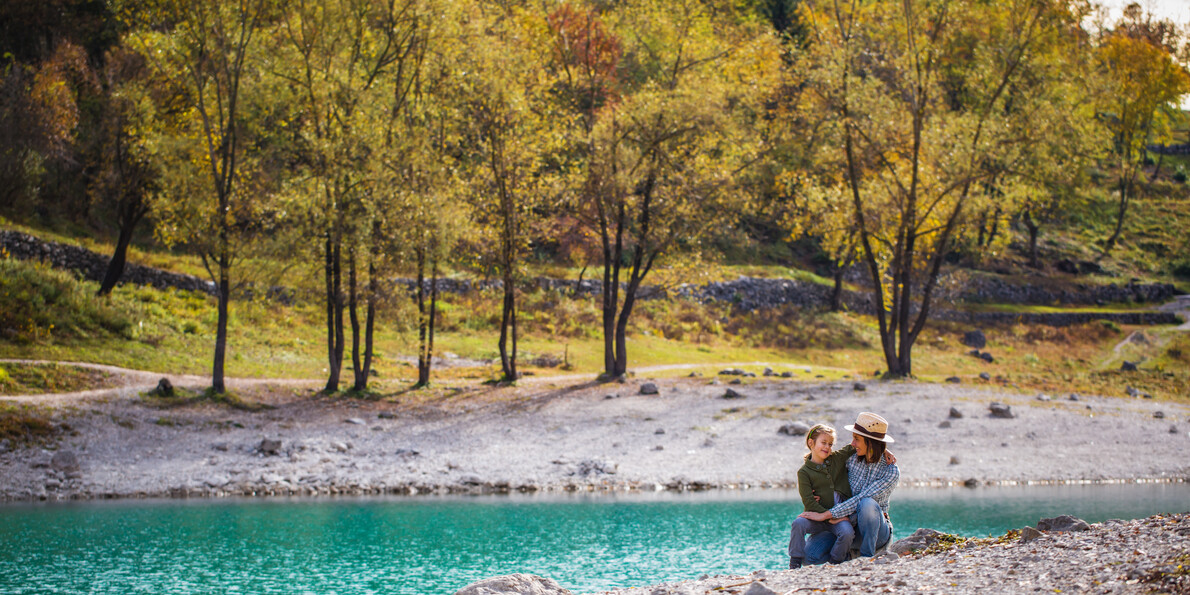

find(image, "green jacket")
[797,445,856,513]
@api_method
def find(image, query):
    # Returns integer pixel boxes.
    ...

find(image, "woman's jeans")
[801,497,891,564]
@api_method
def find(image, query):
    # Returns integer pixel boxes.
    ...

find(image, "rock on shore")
[456,513,1190,594]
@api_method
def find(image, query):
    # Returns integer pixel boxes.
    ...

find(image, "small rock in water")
[710,378,720,385]
[963,478,979,488]
[654,428,665,435]
[945,376,961,384]
[780,371,793,378]
[331,442,349,453]
[949,407,963,419]
[1069,393,1081,401]
[723,388,745,399]
[763,367,774,377]
[652,445,664,451]
[949,456,960,465]
[345,418,365,425]
[1154,411,1165,419]
[639,383,659,395]
[377,412,395,419]
[604,394,618,400]
[938,420,952,428]
[1036,394,1051,402]
[853,382,867,391]
[989,402,1014,418]
[1170,425,1178,434]
[778,421,812,436]
[729,378,743,385]
[688,371,702,377]
[1126,386,1140,398]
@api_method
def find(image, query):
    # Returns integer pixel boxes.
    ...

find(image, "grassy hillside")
[1,255,1185,404]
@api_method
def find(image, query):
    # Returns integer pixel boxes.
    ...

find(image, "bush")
[1174,165,1187,184]
[0,258,133,343]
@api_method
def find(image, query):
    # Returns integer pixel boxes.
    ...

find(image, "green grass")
[2,242,1186,403]
[0,362,117,395]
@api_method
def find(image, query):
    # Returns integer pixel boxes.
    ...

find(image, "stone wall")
[2,230,1182,327]
[1,230,216,296]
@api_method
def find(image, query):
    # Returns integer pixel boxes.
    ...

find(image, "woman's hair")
[805,424,836,448]
[861,435,887,464]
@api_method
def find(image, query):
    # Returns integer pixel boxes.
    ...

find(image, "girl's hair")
[805,424,836,448]
[860,434,887,464]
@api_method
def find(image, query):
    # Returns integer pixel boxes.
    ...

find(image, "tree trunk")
[348,247,362,391]
[418,251,439,387]
[1103,177,1129,255]
[831,266,844,312]
[1153,151,1164,180]
[1022,211,1040,268]
[573,265,587,298]
[358,245,377,392]
[97,219,137,296]
[324,232,342,393]
[415,248,427,387]
[212,247,230,394]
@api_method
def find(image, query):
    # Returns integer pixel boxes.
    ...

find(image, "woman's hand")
[883,449,896,465]
[798,510,832,522]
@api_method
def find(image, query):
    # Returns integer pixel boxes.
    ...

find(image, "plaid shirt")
[828,454,899,520]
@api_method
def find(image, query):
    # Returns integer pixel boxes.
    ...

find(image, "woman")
[795,411,899,565]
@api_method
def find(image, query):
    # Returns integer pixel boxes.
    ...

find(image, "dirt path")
[0,359,320,405]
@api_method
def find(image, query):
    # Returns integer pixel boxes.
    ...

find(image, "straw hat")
[845,412,895,443]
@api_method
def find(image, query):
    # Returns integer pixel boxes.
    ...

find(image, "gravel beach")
[1,367,1185,499]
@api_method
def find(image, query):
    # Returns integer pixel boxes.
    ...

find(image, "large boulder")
[50,450,80,472]
[889,528,951,555]
[989,402,1014,419]
[960,330,987,349]
[778,421,812,436]
[455,574,573,595]
[1037,515,1090,533]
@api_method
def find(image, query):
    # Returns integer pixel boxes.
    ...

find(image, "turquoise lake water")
[0,484,1186,594]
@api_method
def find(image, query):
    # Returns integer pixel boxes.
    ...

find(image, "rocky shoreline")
[457,513,1190,594]
[1,374,1186,502]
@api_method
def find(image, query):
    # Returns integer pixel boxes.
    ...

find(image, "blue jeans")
[804,497,891,564]
[788,516,854,564]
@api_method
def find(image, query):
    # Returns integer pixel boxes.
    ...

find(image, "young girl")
[788,424,855,568]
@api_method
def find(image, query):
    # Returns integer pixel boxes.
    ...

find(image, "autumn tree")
[273,0,426,392]
[551,0,780,378]
[1096,6,1190,255]
[91,48,161,296]
[456,3,561,381]
[123,0,272,393]
[793,0,1090,377]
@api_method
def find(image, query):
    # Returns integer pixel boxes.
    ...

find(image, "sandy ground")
[1,362,1187,501]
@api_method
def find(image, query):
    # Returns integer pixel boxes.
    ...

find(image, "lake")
[0,483,1186,594]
